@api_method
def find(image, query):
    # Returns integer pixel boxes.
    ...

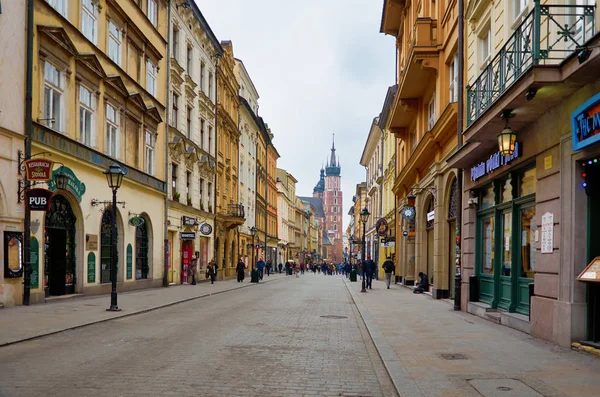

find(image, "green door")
[498,211,513,310]
[478,215,495,304]
[516,205,536,315]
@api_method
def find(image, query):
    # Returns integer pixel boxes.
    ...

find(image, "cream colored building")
[235,59,259,269]
[276,168,298,264]
[28,0,168,303]
[0,0,26,307]
[166,0,221,284]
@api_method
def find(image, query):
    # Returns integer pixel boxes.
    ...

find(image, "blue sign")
[572,93,600,152]
[402,230,408,237]
[470,143,521,181]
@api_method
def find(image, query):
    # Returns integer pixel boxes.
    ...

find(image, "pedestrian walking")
[236,259,245,282]
[364,256,376,289]
[207,260,217,284]
[278,262,283,274]
[382,256,395,289]
[189,258,198,285]
[257,257,265,280]
[266,260,272,276]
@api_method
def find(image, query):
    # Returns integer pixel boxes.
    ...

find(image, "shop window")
[520,207,536,278]
[448,178,458,219]
[481,216,495,275]
[501,212,513,276]
[501,176,513,203]
[135,222,149,280]
[480,184,495,209]
[520,168,536,197]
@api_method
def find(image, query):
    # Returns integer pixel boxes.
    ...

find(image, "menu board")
[577,257,600,283]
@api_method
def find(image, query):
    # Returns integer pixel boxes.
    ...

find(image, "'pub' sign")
[572,93,600,152]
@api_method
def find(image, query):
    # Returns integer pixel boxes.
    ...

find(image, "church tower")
[322,135,343,262]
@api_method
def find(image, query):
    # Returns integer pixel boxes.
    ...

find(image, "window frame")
[43,61,63,133]
[108,20,122,66]
[145,130,156,176]
[79,85,94,146]
[147,0,158,27]
[48,0,67,18]
[146,59,157,97]
[105,103,120,159]
[81,0,97,44]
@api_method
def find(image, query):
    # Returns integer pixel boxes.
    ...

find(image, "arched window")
[100,209,118,283]
[448,178,458,220]
[136,221,149,279]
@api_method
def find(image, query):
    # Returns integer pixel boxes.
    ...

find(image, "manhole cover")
[320,315,348,319]
[441,353,468,360]
[497,387,513,391]
[469,379,544,397]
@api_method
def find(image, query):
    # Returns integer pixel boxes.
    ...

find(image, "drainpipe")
[213,56,219,267]
[454,0,465,311]
[163,0,172,288]
[23,0,34,305]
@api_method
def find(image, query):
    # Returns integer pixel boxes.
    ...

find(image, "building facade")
[235,59,259,270]
[266,142,280,265]
[446,0,600,346]
[381,0,460,298]
[0,0,26,307]
[277,169,298,264]
[312,137,343,262]
[215,41,244,279]
[27,0,168,303]
[167,0,220,284]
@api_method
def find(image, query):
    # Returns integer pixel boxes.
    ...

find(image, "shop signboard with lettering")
[25,159,54,181]
[26,189,53,211]
[470,143,521,181]
[47,167,86,202]
[572,93,600,152]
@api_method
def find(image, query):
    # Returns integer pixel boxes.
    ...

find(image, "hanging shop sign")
[47,167,86,202]
[199,223,213,236]
[577,257,600,283]
[26,189,53,211]
[181,232,196,240]
[401,206,416,220]
[24,159,54,181]
[572,93,600,152]
[129,216,145,227]
[470,142,521,181]
[376,218,388,236]
[182,216,196,227]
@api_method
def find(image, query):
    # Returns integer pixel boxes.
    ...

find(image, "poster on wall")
[541,213,554,254]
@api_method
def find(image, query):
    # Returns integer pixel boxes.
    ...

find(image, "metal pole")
[455,0,465,311]
[22,0,34,306]
[361,221,367,293]
[109,189,119,311]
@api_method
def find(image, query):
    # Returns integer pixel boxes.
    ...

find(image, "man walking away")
[278,262,283,274]
[257,258,265,280]
[236,259,245,283]
[207,260,217,284]
[364,256,376,289]
[382,256,395,289]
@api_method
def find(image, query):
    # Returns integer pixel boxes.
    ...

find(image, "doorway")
[585,160,600,342]
[448,178,458,297]
[425,195,435,288]
[44,195,77,296]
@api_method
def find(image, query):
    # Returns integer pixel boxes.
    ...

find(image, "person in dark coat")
[414,272,429,293]
[207,260,217,284]
[382,257,395,289]
[364,256,376,289]
[278,262,283,274]
[236,259,245,282]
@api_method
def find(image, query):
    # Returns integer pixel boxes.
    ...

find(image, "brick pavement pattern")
[345,278,600,397]
[0,274,398,397]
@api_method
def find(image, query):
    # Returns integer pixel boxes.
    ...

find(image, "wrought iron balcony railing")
[466,0,596,127]
[226,203,245,219]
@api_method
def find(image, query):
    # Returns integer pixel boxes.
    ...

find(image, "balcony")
[216,204,245,230]
[466,1,596,127]
[226,204,245,218]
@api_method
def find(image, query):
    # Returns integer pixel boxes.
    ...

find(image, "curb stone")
[0,276,288,348]
[343,278,424,397]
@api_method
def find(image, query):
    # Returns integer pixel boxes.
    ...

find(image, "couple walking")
[362,256,396,289]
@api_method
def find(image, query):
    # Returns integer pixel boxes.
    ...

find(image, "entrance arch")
[45,195,77,296]
[100,206,124,283]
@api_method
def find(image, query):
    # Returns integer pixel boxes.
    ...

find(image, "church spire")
[329,134,337,167]
[325,133,341,177]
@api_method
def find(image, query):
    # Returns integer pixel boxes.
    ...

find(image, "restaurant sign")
[470,143,521,181]
[25,159,54,181]
[572,93,600,152]
[48,167,86,202]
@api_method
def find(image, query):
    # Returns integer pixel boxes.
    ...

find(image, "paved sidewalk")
[344,277,600,397]
[0,273,287,347]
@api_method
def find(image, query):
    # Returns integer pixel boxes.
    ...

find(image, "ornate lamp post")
[104,162,125,311]
[250,226,257,270]
[360,207,370,293]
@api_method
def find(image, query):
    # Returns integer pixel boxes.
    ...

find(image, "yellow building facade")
[382,0,460,298]
[28,0,168,303]
[215,41,244,279]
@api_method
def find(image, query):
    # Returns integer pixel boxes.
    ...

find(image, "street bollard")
[454,264,461,311]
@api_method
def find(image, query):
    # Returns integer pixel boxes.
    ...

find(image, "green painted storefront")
[475,166,537,316]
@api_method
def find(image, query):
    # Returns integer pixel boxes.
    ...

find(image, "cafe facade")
[449,12,600,346]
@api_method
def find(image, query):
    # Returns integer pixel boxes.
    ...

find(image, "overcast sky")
[196,0,396,230]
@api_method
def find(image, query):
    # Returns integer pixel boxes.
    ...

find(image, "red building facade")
[313,137,343,263]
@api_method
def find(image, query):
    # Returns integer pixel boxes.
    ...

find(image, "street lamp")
[55,167,68,190]
[104,162,125,311]
[250,226,257,270]
[360,207,370,293]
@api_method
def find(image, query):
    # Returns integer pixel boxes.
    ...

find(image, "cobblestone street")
[0,275,397,397]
